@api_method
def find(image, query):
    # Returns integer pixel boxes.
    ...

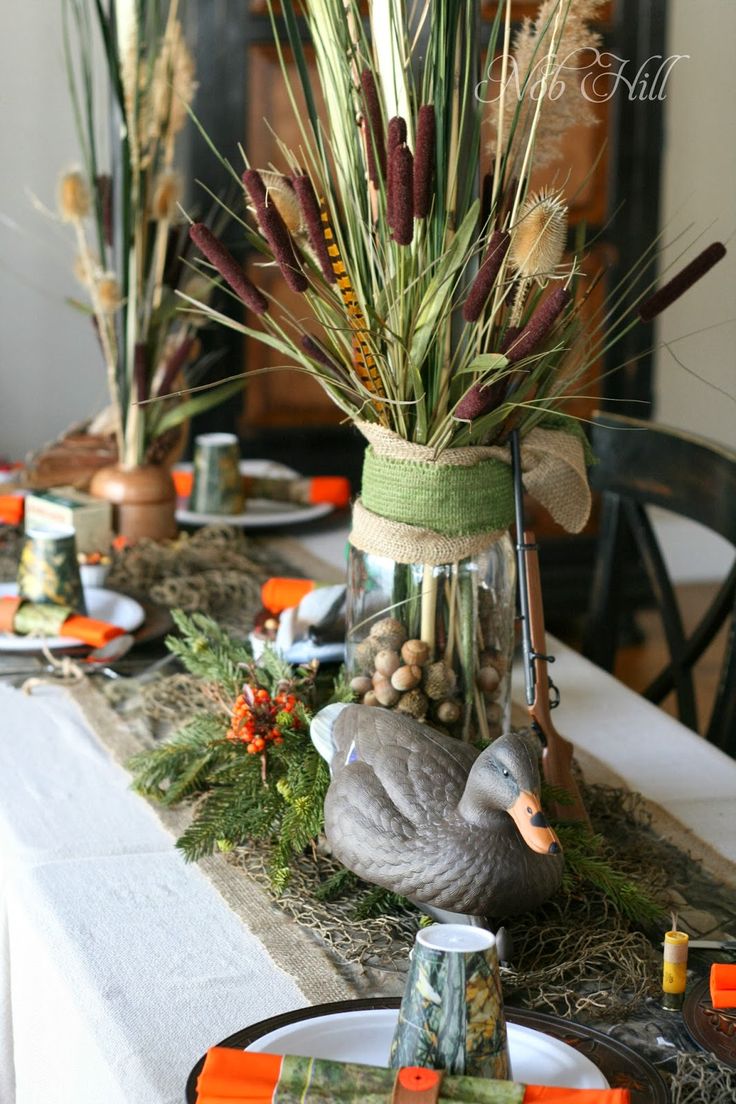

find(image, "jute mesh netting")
[139,673,666,1019]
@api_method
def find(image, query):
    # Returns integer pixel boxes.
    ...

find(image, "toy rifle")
[511,430,591,826]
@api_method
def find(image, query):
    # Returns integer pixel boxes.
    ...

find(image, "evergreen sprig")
[557,824,664,927]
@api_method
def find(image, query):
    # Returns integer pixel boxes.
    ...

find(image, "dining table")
[0,518,734,1104]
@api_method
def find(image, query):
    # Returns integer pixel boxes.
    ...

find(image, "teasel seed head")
[510,189,568,283]
[413,104,436,219]
[96,272,123,315]
[258,171,303,236]
[152,170,182,221]
[389,143,414,246]
[462,230,510,323]
[243,168,308,294]
[506,285,571,364]
[58,170,90,222]
[291,174,336,283]
[189,222,268,315]
[639,242,727,322]
[360,68,386,185]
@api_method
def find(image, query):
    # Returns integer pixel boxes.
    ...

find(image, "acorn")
[354,638,378,673]
[477,665,501,694]
[391,664,422,692]
[374,648,401,678]
[350,675,373,696]
[486,701,503,725]
[363,691,379,707]
[373,677,401,707]
[436,699,462,725]
[396,688,429,720]
[401,638,430,666]
[369,617,407,651]
[423,660,456,701]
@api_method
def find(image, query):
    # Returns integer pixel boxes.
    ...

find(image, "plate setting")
[174,460,335,530]
[0,584,145,652]
[185,998,668,1103]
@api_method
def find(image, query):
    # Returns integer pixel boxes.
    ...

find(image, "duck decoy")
[311,703,564,921]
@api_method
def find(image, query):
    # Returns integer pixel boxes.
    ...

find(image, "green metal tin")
[17,527,86,615]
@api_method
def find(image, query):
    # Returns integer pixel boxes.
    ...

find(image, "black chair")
[582,412,736,756]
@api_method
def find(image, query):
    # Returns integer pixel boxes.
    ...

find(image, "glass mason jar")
[346,533,516,742]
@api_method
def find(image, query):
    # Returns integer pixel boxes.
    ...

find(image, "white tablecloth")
[2,527,736,1102]
[0,684,306,1104]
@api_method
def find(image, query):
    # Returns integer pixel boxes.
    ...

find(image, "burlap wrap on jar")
[350,419,592,564]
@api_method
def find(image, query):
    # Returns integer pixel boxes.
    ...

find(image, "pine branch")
[128,715,226,799]
[558,825,664,927]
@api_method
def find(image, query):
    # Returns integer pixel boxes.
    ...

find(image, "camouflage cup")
[390,924,510,1080]
[190,433,245,515]
[17,526,86,615]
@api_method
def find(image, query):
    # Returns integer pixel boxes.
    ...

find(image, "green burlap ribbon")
[361,448,515,537]
[350,420,592,565]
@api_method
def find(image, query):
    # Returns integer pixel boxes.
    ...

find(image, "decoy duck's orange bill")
[508,792,562,855]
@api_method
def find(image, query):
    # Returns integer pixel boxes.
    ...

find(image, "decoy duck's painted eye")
[502,768,510,777]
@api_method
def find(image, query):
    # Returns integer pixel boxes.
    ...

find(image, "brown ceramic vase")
[90,464,178,542]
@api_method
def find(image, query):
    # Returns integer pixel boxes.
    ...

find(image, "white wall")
[651,0,736,581]
[0,1,106,461]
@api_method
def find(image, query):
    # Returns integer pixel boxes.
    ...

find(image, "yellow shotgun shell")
[662,929,689,1009]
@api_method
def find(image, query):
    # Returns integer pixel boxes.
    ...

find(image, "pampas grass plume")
[58,170,90,222]
[96,272,123,314]
[152,170,182,221]
[510,190,568,283]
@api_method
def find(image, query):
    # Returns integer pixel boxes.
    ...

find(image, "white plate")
[0,585,145,652]
[246,1007,609,1090]
[174,459,335,529]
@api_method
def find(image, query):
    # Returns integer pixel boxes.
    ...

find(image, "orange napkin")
[0,494,24,526]
[173,469,194,498]
[194,1048,630,1104]
[0,596,125,647]
[710,963,736,1008]
[307,476,351,508]
[261,577,316,614]
[60,614,126,647]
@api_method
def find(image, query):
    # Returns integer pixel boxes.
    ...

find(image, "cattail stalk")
[155,334,195,398]
[243,169,308,293]
[71,215,124,458]
[506,285,571,364]
[389,143,414,246]
[360,68,386,185]
[292,175,335,283]
[189,223,268,314]
[301,335,344,380]
[462,231,510,322]
[639,242,727,322]
[413,105,435,219]
[454,376,507,422]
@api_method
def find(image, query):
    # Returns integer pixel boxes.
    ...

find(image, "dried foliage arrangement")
[59,0,242,467]
[179,0,725,453]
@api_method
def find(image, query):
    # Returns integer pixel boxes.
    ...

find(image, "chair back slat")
[584,412,736,756]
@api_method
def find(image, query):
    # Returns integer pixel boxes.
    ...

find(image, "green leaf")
[455,353,509,376]
[154,378,245,435]
[409,201,480,371]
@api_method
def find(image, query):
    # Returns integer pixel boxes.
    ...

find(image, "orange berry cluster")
[227,686,301,754]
